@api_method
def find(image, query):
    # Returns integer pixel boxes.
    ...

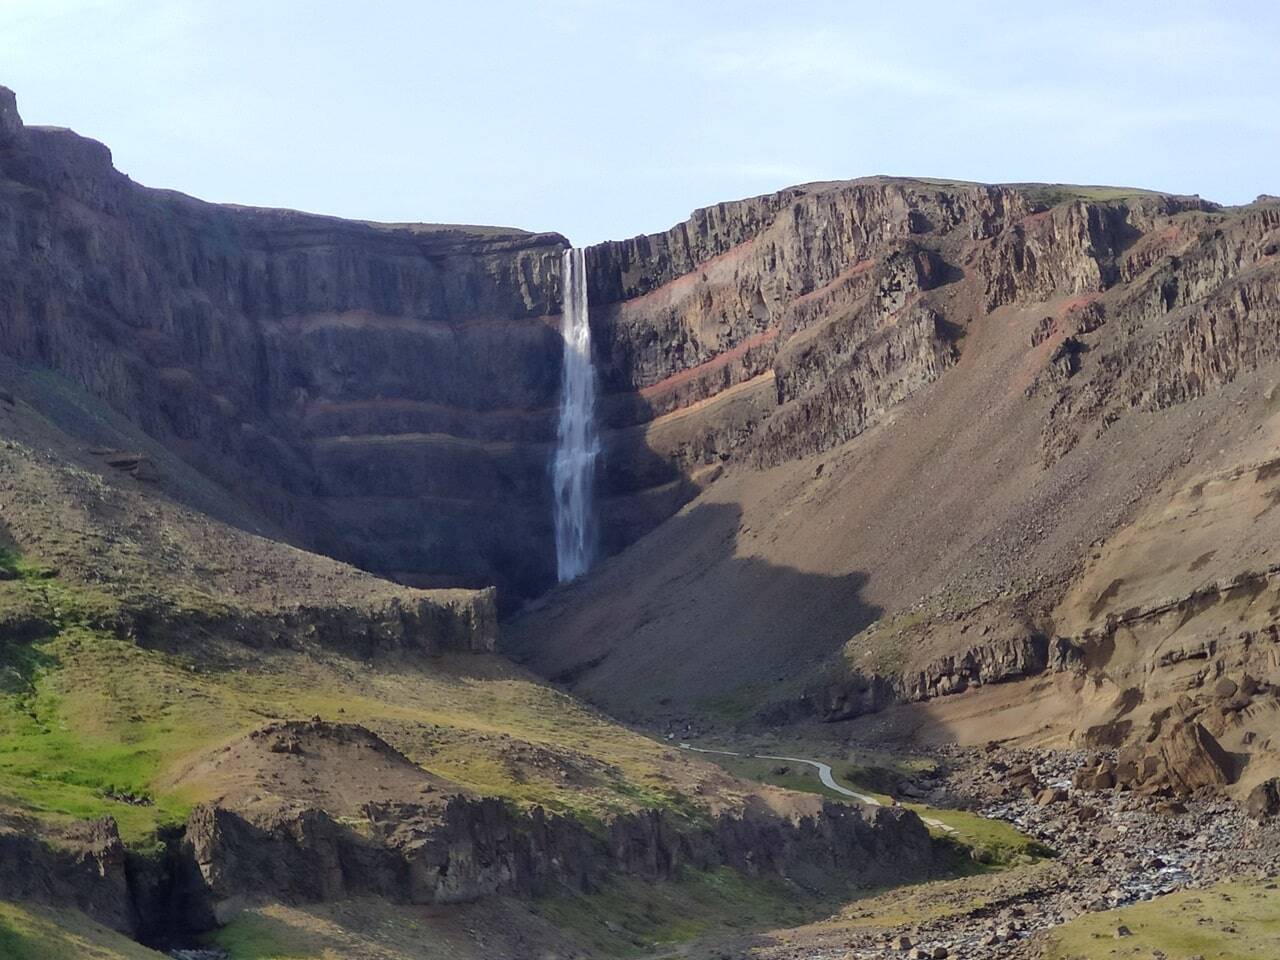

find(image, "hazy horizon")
[4,0,1277,245]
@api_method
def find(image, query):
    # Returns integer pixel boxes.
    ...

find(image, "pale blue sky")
[3,1,1276,244]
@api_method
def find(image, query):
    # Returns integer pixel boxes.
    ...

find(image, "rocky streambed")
[772,745,1280,960]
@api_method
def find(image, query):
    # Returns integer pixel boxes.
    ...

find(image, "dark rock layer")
[180,793,933,922]
[0,87,568,603]
[0,816,133,934]
[0,793,934,939]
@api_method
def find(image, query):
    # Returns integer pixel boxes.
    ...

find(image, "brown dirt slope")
[161,720,465,819]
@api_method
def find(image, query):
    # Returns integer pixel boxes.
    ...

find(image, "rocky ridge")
[513,178,1280,760]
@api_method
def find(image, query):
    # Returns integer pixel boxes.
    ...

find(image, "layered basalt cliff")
[6,81,1278,620]
[513,168,1280,743]
[1,86,571,602]
[585,182,1022,459]
[0,86,1160,602]
[0,418,497,656]
[587,184,1225,485]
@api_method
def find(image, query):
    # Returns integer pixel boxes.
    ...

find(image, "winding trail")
[680,743,955,832]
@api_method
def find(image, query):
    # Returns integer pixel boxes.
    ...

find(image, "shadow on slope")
[505,500,882,721]
[0,356,280,540]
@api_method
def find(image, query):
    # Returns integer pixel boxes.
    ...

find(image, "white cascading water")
[552,247,599,582]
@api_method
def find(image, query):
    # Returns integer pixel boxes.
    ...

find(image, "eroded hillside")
[512,174,1280,803]
[0,343,940,954]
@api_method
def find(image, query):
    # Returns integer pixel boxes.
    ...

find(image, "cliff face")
[0,86,570,602]
[570,181,1224,577]
[0,86,986,600]
[583,183,1222,482]
[178,793,932,924]
[0,789,934,939]
[5,82,1274,624]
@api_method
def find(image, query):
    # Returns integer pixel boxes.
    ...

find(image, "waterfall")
[552,247,599,582]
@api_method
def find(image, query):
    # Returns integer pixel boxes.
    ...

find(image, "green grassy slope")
[1044,881,1280,959]
[0,901,166,960]
[0,614,712,847]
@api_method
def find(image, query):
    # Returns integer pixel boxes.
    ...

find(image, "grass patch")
[710,754,851,800]
[832,861,1062,930]
[839,607,936,679]
[206,881,825,960]
[205,874,832,960]
[1044,880,1280,959]
[904,805,1052,866]
[533,867,820,957]
[0,627,237,845]
[0,553,56,582]
[0,541,120,633]
[208,911,319,959]
[0,901,166,959]
[1014,183,1164,211]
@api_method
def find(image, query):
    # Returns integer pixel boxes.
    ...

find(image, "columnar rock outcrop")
[813,633,1054,721]
[178,792,933,923]
[0,771,936,939]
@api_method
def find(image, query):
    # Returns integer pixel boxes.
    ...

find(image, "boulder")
[1113,720,1234,796]
[1009,765,1040,788]
[1246,778,1280,819]
[1157,720,1235,792]
[980,782,1011,800]
[1073,760,1117,791]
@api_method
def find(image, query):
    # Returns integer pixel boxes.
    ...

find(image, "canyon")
[3,80,1280,959]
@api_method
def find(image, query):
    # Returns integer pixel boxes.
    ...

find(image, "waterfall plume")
[552,247,599,582]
